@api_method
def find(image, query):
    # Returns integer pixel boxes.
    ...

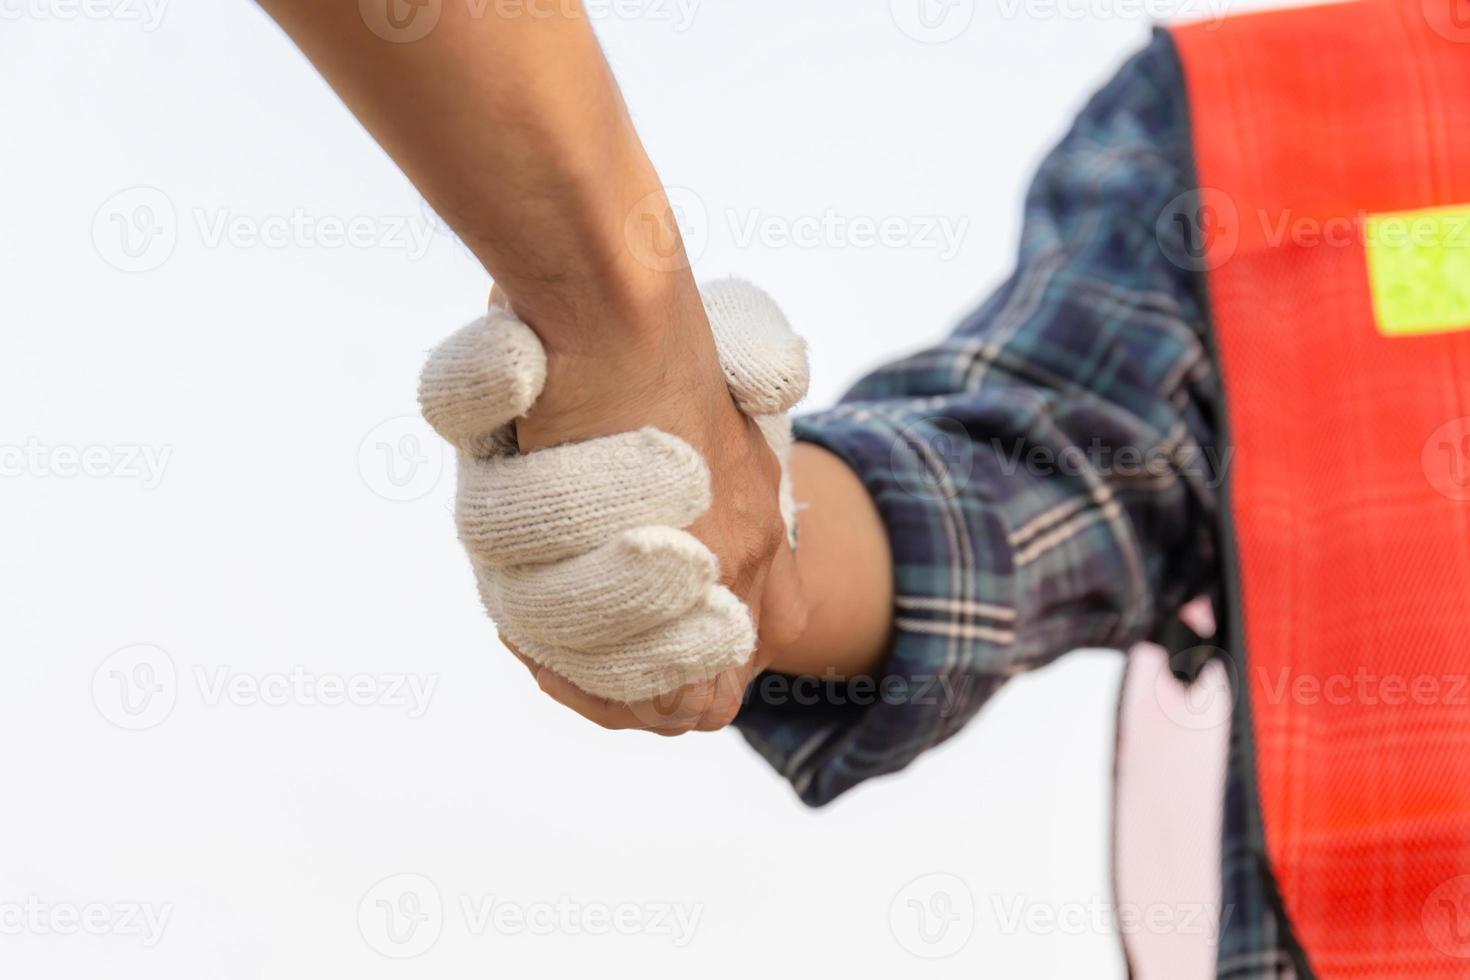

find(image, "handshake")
[418,280,810,714]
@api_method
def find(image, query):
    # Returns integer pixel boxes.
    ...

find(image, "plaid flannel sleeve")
[735,32,1222,807]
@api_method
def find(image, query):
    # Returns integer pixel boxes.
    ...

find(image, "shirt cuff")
[734,407,1017,807]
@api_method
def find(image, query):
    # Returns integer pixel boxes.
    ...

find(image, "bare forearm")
[257,0,686,343]
[775,443,894,679]
[260,4,890,692]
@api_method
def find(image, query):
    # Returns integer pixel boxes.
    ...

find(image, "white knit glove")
[419,280,809,703]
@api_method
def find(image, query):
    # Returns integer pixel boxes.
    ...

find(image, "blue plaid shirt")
[736,31,1301,979]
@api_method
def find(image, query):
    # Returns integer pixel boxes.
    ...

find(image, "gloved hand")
[419,279,809,703]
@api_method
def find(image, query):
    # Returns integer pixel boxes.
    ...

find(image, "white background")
[1,0,1289,976]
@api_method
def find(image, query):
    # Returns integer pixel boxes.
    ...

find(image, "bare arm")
[780,443,893,679]
[260,1,893,726]
[258,0,672,342]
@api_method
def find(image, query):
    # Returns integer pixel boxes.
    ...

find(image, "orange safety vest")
[1171,1,1470,975]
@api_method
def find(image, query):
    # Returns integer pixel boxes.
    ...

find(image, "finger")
[502,632,665,730]
[494,527,718,649]
[529,665,656,731]
[691,664,757,732]
[701,279,810,415]
[457,427,710,567]
[418,308,546,458]
[501,584,755,704]
[497,549,752,734]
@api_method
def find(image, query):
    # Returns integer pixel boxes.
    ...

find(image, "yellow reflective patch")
[1365,205,1470,337]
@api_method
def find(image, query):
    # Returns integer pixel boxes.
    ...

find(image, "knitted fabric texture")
[418,279,809,702]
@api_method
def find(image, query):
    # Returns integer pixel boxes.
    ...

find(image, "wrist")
[767,443,895,680]
[482,153,696,354]
[513,277,731,453]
